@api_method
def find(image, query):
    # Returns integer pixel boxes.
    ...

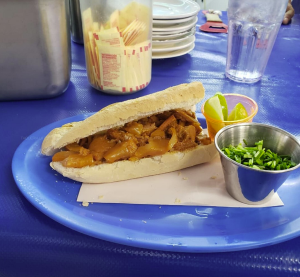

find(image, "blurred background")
[195,0,299,13]
[195,0,228,11]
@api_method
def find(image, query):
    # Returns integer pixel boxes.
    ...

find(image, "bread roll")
[41,82,218,183]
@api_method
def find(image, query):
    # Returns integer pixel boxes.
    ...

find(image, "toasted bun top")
[41,82,205,156]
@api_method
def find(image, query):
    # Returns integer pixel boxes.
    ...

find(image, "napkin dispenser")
[0,0,71,101]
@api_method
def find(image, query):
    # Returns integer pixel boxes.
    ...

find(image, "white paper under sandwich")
[78,155,283,208]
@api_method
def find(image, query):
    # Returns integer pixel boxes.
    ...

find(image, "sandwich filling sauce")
[52,109,212,168]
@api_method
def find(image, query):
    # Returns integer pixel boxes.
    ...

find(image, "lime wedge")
[204,95,224,121]
[204,95,225,136]
[228,103,248,121]
[215,92,228,121]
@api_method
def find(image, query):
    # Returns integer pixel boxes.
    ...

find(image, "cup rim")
[214,122,300,174]
[201,93,258,124]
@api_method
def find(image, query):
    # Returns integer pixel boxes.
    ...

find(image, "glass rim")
[201,93,258,124]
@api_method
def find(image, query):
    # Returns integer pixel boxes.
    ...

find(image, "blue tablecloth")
[1,14,300,277]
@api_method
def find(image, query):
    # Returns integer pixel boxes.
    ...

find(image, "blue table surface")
[1,14,300,277]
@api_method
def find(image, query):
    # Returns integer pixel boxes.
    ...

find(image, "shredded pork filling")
[52,109,212,168]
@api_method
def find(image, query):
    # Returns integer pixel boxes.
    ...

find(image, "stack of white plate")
[152,0,200,59]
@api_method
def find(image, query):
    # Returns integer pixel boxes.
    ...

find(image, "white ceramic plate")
[152,36,195,53]
[153,0,200,20]
[152,27,196,40]
[152,43,195,59]
[153,16,198,32]
[153,23,197,35]
[153,15,196,25]
[152,32,194,45]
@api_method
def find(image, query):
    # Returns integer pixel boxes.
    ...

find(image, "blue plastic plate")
[12,114,300,253]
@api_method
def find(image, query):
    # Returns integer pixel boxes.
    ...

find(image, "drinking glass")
[225,0,288,83]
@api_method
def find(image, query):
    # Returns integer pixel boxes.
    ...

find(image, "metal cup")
[214,123,300,205]
[0,0,71,100]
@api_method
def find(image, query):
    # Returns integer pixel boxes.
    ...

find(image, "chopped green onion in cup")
[221,140,297,170]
